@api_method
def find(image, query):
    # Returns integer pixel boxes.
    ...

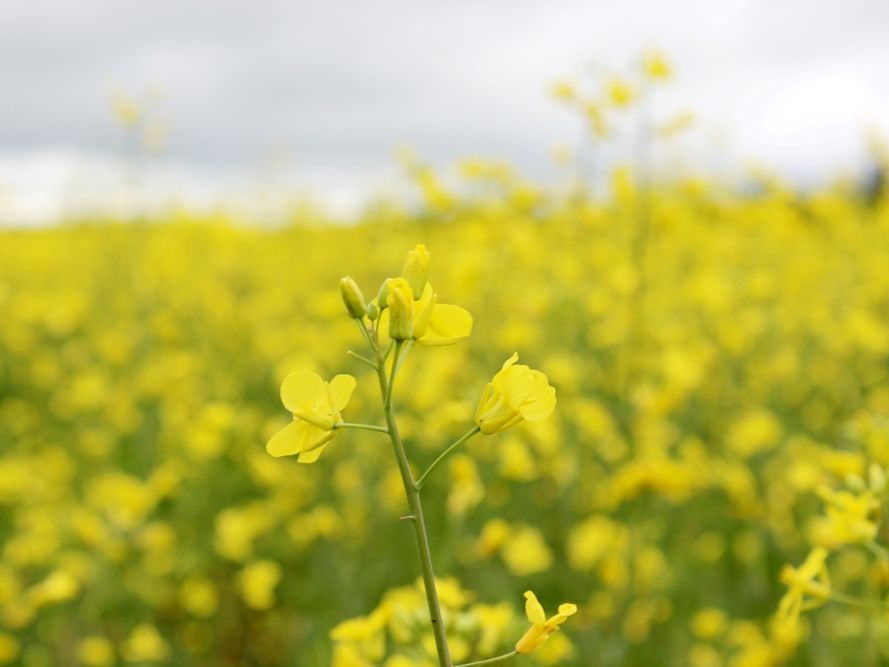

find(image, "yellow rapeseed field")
[2,164,889,667]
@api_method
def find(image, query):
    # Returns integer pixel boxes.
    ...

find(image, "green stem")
[374,345,452,667]
[386,340,404,408]
[829,591,889,612]
[355,319,377,354]
[415,426,482,489]
[456,651,517,667]
[335,422,389,434]
[346,350,377,369]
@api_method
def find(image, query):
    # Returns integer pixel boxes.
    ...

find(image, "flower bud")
[366,300,380,321]
[374,278,391,310]
[402,244,430,299]
[387,279,414,340]
[339,276,367,319]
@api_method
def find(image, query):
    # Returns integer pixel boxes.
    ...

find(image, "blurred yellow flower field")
[1,161,889,667]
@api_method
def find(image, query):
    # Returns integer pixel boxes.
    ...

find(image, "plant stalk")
[456,651,517,667]
[416,426,481,489]
[375,341,452,667]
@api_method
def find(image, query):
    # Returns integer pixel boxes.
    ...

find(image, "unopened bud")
[375,278,392,310]
[339,276,367,319]
[402,244,430,299]
[387,279,414,340]
[366,301,380,320]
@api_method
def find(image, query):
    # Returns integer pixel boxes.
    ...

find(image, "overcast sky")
[1,0,888,223]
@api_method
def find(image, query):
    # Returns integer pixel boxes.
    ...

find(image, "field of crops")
[1,164,889,667]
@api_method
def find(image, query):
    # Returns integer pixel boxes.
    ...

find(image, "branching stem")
[346,350,377,369]
[455,651,518,667]
[415,426,482,489]
[335,422,389,434]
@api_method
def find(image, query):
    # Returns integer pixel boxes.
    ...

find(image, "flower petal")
[328,374,357,412]
[524,590,546,625]
[377,308,391,344]
[281,371,328,414]
[519,382,557,421]
[501,352,520,370]
[297,442,329,464]
[548,603,578,626]
[419,303,473,345]
[557,603,578,617]
[496,365,538,409]
[267,420,311,458]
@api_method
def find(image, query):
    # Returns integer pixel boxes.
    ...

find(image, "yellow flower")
[76,636,115,666]
[121,624,170,662]
[777,548,831,625]
[515,590,577,654]
[607,77,634,107]
[387,278,417,340]
[809,486,879,549]
[380,280,473,346]
[501,526,553,576]
[266,371,356,462]
[475,353,557,434]
[179,577,219,617]
[550,81,577,102]
[402,244,431,298]
[642,49,671,81]
[330,609,387,664]
[237,559,282,610]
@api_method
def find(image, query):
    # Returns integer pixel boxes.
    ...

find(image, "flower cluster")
[267,245,571,666]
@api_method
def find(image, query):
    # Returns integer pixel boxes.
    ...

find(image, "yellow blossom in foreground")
[777,548,831,625]
[402,244,431,298]
[475,353,556,434]
[380,280,473,346]
[515,590,577,654]
[266,371,356,462]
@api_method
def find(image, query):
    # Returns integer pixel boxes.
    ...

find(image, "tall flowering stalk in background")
[267,245,573,667]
